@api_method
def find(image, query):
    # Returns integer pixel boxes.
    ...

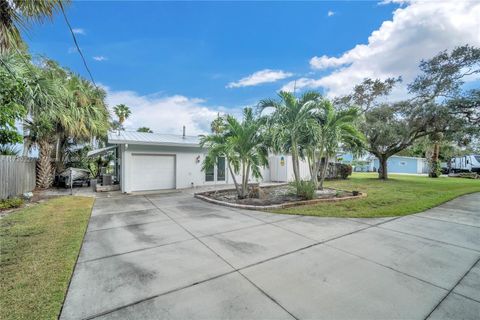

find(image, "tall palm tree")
[200,108,268,199]
[258,91,321,184]
[113,104,131,126]
[311,101,364,189]
[0,0,67,52]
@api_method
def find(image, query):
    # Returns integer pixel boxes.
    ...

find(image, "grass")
[272,173,480,218]
[0,196,94,320]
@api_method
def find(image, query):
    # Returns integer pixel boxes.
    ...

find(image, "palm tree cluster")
[0,51,110,188]
[202,91,364,199]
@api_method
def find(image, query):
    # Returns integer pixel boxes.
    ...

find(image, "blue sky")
[24,1,480,134]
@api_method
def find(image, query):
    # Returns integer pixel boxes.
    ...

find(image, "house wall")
[372,156,422,174]
[120,144,276,193]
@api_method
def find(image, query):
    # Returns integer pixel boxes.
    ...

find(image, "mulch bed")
[195,184,365,210]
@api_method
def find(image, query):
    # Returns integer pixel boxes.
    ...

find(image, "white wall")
[119,144,311,193]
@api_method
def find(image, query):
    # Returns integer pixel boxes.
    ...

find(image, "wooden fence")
[0,156,36,200]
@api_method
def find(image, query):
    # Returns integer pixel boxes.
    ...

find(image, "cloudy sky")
[26,0,480,135]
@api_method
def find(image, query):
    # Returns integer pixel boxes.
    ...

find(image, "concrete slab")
[233,209,301,223]
[92,196,155,216]
[175,211,263,237]
[96,272,294,320]
[380,216,480,251]
[60,240,233,320]
[79,220,193,262]
[327,227,480,289]
[428,293,480,320]
[242,244,446,320]
[202,224,315,269]
[146,193,202,209]
[160,202,235,219]
[439,194,480,213]
[273,216,367,242]
[348,217,397,226]
[453,261,480,301]
[415,207,480,227]
[87,208,170,231]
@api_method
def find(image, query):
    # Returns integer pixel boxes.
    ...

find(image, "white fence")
[0,156,36,199]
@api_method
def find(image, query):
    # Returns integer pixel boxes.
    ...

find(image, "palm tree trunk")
[227,160,242,197]
[291,143,301,183]
[36,140,54,188]
[318,155,330,190]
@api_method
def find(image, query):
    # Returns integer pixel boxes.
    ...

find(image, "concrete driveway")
[60,192,480,320]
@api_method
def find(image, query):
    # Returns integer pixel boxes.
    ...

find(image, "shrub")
[289,180,316,200]
[0,197,24,210]
[429,160,442,178]
[339,164,353,179]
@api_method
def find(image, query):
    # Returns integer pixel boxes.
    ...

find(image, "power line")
[59,2,97,87]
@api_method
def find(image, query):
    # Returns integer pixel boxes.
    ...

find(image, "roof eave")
[108,139,201,148]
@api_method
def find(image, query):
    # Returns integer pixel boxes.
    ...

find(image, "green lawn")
[272,173,480,218]
[0,196,94,320]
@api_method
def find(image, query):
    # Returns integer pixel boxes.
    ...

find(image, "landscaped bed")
[195,184,365,210]
[0,196,94,320]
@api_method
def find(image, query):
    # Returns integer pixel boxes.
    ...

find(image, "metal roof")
[87,145,117,157]
[108,131,201,147]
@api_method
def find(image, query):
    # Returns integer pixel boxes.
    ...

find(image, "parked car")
[57,168,91,188]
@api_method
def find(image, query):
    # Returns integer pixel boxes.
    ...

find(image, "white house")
[107,131,311,193]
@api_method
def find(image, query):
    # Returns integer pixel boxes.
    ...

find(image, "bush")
[289,180,316,200]
[339,164,353,179]
[0,197,24,210]
[429,160,442,178]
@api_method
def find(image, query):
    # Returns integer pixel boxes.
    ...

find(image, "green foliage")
[289,180,316,200]
[137,127,153,133]
[0,0,68,52]
[429,159,442,178]
[200,107,268,199]
[0,144,20,155]
[0,68,27,145]
[339,164,353,179]
[0,197,24,210]
[113,104,131,125]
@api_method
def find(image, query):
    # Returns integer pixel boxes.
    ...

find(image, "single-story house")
[339,153,429,174]
[106,131,311,193]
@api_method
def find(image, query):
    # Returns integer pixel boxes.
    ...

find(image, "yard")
[0,196,94,320]
[273,173,480,218]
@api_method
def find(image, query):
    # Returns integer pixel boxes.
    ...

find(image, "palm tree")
[312,101,364,189]
[113,104,131,126]
[258,91,321,184]
[0,0,67,52]
[200,108,268,199]
[210,113,224,134]
[137,127,153,133]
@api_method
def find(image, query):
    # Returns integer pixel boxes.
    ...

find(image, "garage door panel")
[131,154,175,191]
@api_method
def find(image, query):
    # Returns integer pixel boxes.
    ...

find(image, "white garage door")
[131,154,175,191]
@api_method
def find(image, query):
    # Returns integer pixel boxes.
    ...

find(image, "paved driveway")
[61,192,480,320]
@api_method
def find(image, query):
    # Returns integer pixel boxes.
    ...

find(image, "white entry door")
[131,154,175,191]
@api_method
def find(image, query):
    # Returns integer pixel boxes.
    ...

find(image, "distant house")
[340,153,429,174]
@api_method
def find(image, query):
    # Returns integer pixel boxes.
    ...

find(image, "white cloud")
[293,0,480,97]
[67,46,77,54]
[72,28,85,35]
[227,69,293,88]
[104,86,239,135]
[93,56,108,61]
[327,10,335,17]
